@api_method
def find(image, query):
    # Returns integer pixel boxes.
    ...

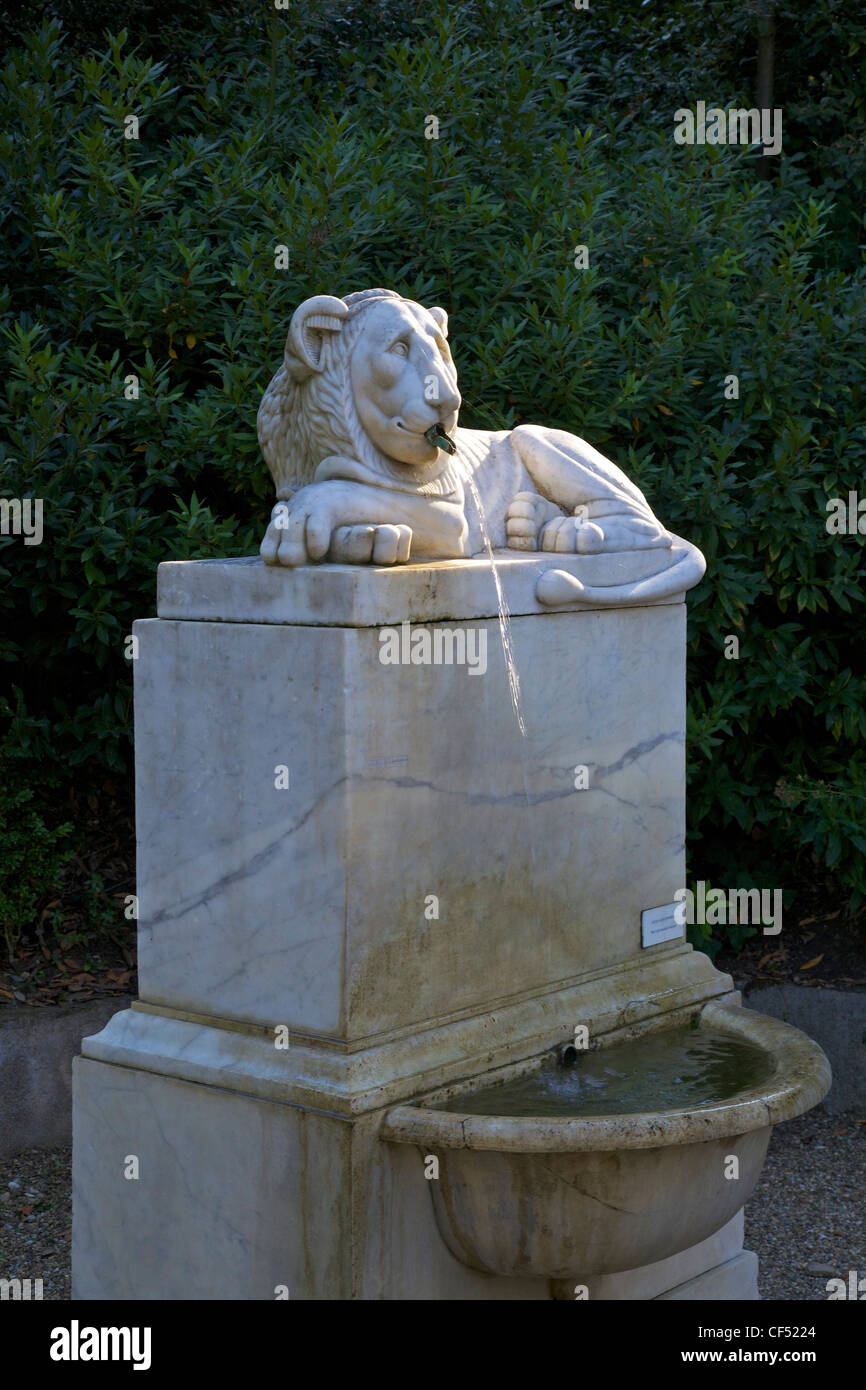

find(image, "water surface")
[432,1026,774,1118]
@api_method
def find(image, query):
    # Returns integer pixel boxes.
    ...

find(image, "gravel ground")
[0,1144,71,1300]
[744,1107,866,1300]
[1,1109,863,1300]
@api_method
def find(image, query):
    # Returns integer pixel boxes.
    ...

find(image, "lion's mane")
[257,288,422,500]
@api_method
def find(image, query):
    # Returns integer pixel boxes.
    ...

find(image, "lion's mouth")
[393,419,458,456]
[422,423,457,455]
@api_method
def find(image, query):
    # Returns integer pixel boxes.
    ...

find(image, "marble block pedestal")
[73,553,757,1300]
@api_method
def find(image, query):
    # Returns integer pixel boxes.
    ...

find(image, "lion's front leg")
[260,480,415,568]
[509,423,671,551]
[540,500,671,553]
[505,491,667,554]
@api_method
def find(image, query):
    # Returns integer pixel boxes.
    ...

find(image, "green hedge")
[1,4,864,956]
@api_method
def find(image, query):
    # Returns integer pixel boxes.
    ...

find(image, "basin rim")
[380,1002,831,1153]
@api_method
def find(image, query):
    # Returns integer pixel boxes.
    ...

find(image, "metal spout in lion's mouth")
[424,423,457,455]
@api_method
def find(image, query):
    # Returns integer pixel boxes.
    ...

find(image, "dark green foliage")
[1,1,864,958]
[0,750,74,957]
[0,0,245,56]
[771,0,866,266]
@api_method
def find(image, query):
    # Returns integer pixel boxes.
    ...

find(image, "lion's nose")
[438,384,461,415]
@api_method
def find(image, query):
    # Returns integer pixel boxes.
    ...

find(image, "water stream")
[462,470,527,740]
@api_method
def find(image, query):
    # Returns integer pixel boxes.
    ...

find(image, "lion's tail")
[535,537,706,608]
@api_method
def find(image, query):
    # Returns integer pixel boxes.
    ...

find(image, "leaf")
[757,951,781,968]
[799,955,824,971]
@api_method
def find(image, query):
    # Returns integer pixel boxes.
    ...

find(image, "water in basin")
[433,1025,776,1118]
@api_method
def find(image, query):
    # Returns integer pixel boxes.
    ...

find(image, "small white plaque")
[641,902,683,947]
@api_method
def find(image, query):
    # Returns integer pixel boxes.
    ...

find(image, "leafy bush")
[0,2,864,958]
[0,751,74,957]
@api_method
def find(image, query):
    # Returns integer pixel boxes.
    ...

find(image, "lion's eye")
[391,341,409,358]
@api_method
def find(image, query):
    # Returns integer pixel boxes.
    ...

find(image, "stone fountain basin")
[380,1002,831,1280]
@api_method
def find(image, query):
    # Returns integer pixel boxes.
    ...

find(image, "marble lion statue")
[257,288,704,605]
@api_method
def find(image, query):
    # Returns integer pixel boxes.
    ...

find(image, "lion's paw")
[538,506,670,555]
[260,503,304,567]
[260,486,413,568]
[261,497,413,567]
[260,491,332,567]
[505,492,562,551]
[541,513,605,554]
[328,524,412,566]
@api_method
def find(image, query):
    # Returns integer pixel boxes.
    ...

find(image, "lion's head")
[257,289,461,499]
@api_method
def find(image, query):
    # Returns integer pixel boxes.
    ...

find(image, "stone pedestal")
[73,553,754,1300]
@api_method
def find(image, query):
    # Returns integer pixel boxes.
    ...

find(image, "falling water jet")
[460,466,537,871]
[462,469,528,741]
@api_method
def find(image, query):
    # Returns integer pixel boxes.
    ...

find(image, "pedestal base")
[551,1216,757,1300]
[73,1032,758,1302]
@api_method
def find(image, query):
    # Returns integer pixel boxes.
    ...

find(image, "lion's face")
[348,299,461,468]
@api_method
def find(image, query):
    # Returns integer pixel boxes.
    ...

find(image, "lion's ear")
[285,295,349,381]
[428,305,449,338]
